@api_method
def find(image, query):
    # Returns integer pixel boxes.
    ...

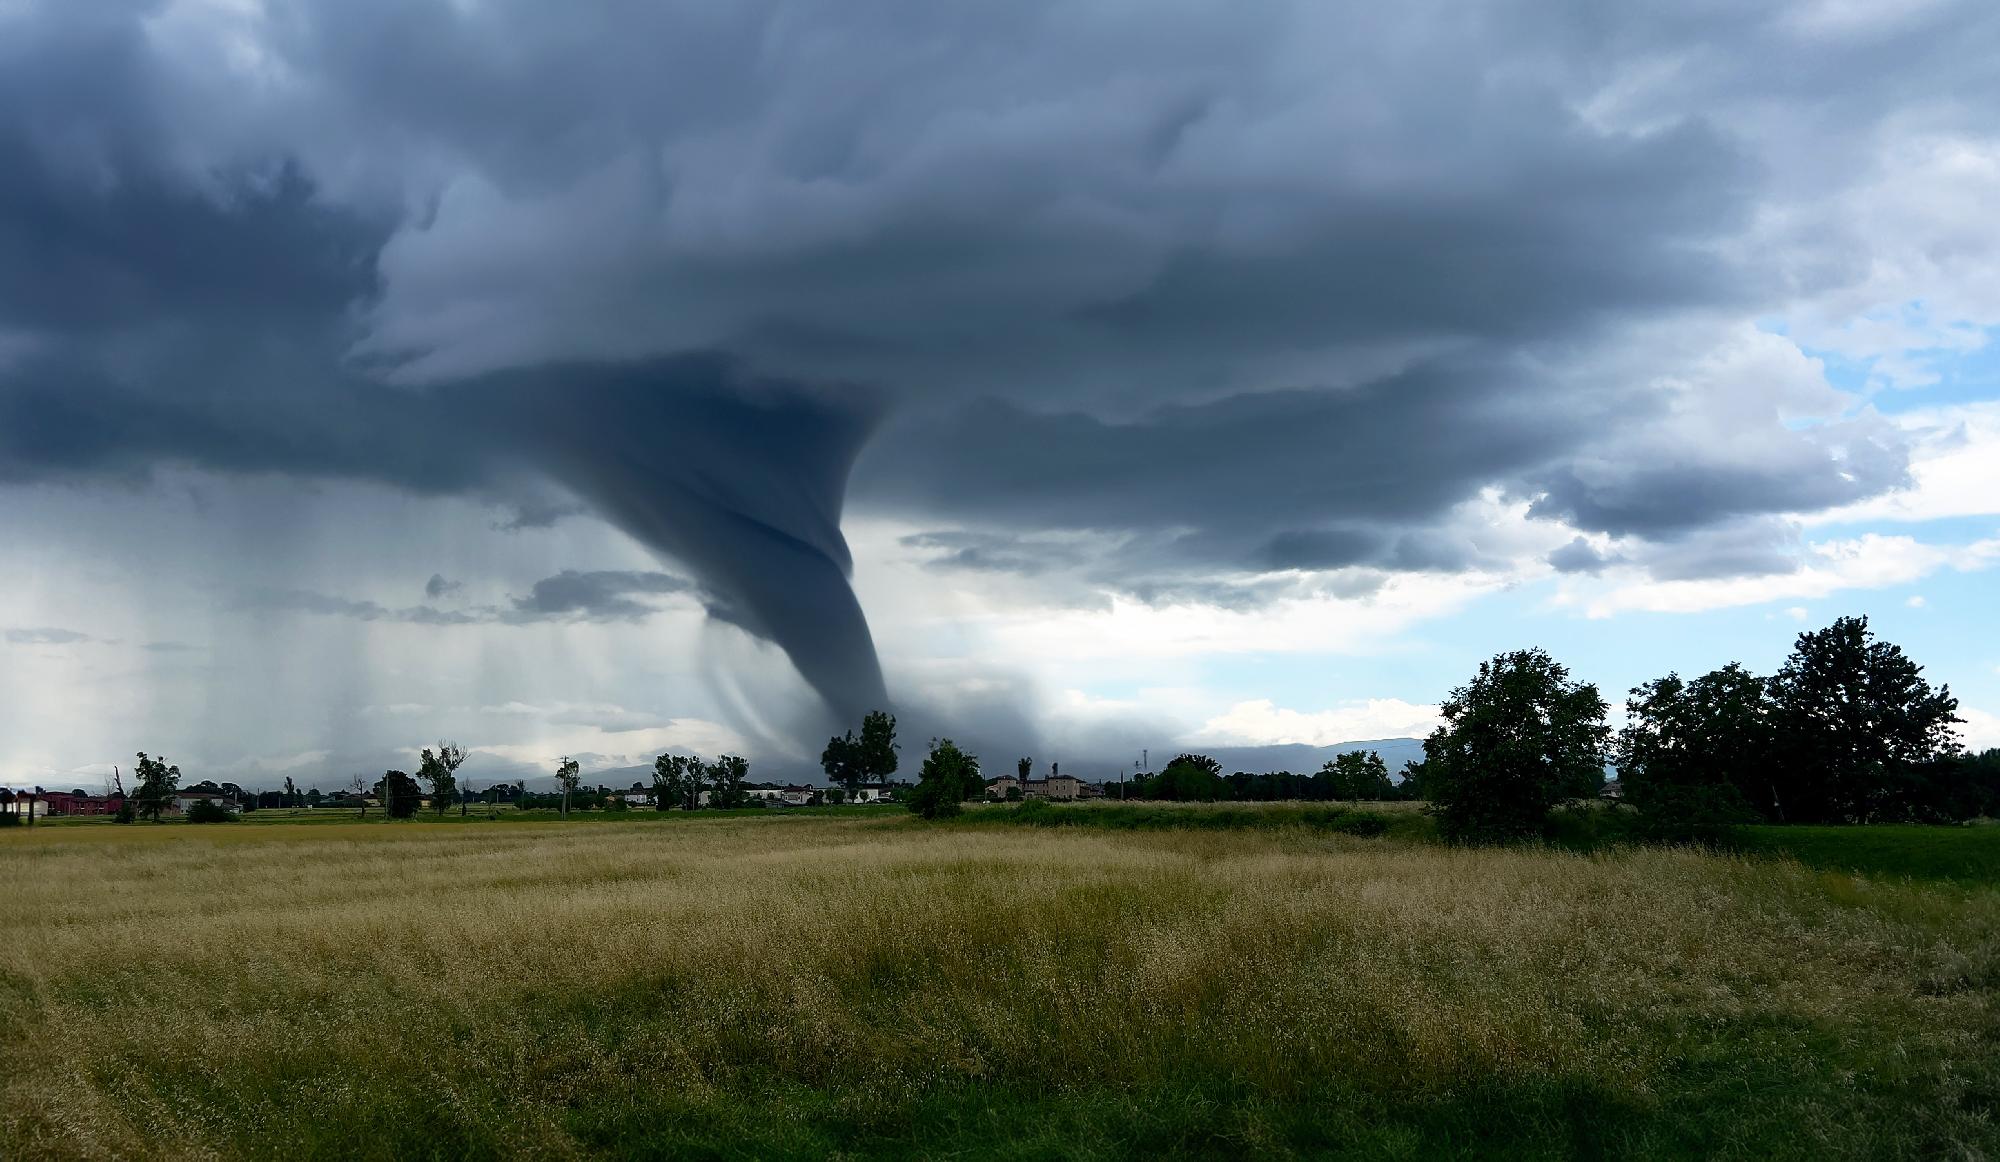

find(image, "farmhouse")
[986,771,1092,801]
[38,791,124,816]
[169,791,237,814]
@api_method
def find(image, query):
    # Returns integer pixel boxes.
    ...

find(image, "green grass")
[35,802,905,828]
[12,810,2000,1158]
[1735,823,2000,886]
[955,798,1413,837]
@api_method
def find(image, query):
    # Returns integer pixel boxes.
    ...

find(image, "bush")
[908,738,980,820]
[185,799,237,824]
[0,811,19,827]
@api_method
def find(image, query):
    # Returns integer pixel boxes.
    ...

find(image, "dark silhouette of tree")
[1017,756,1033,781]
[907,738,980,819]
[652,753,696,811]
[186,798,236,823]
[373,770,422,819]
[820,732,860,791]
[419,740,466,817]
[1424,648,1608,842]
[1398,758,1432,801]
[825,711,900,793]
[1767,616,1961,822]
[133,752,180,822]
[858,711,899,783]
[1145,753,1226,801]
[708,755,749,809]
[1615,664,1769,840]
[554,757,583,816]
[1321,751,1391,802]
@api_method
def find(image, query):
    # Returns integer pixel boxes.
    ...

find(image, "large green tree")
[823,710,900,793]
[418,740,466,817]
[708,755,750,810]
[132,752,180,822]
[1321,751,1392,802]
[1767,616,1961,822]
[1614,664,1770,839]
[373,770,422,819]
[907,738,980,820]
[1139,753,1226,801]
[1424,648,1609,842]
[652,753,698,811]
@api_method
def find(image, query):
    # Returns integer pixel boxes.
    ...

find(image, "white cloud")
[216,748,332,775]
[473,717,747,774]
[1802,401,2000,526]
[1191,698,1444,747]
[1907,594,1927,608]
[1576,533,2000,617]
[1961,708,2000,752]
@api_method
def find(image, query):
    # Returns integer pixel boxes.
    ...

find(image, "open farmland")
[6,812,2000,1159]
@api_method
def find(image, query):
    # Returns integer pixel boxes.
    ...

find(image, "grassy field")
[6,813,2000,1159]
[1735,822,2000,886]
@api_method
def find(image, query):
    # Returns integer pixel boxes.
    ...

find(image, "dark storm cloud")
[424,574,463,600]
[1632,520,1806,583]
[244,569,702,627]
[0,0,1990,716]
[1525,441,1910,539]
[508,570,693,621]
[490,499,587,532]
[5,627,92,645]
[900,531,1088,578]
[241,589,483,626]
[1547,537,1620,576]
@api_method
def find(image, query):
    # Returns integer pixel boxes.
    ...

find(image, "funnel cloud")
[4,1,2000,780]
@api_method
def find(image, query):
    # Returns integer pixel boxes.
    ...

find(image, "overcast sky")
[4,0,1998,789]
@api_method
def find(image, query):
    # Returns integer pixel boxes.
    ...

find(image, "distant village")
[0,766,1107,821]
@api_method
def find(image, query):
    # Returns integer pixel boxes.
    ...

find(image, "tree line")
[79,613,1988,842]
[884,613,1986,844]
[1414,614,1980,843]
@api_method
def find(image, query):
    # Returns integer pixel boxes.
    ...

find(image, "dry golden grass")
[5,813,1999,1158]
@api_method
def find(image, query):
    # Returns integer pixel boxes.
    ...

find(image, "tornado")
[482,357,891,725]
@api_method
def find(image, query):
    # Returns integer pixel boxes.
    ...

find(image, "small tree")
[554,757,583,816]
[133,752,181,822]
[186,798,236,823]
[1424,648,1609,843]
[907,738,980,820]
[348,772,369,818]
[419,740,466,817]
